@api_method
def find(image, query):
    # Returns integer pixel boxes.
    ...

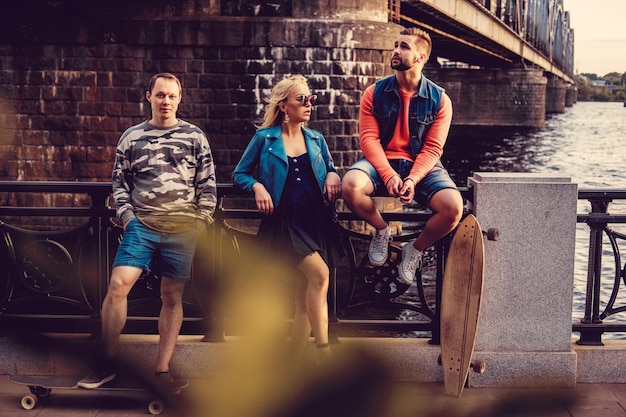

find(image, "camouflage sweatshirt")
[112,120,217,230]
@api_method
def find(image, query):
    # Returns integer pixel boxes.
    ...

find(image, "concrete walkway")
[1,374,625,417]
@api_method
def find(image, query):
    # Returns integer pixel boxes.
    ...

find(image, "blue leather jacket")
[372,74,444,158]
[232,125,338,207]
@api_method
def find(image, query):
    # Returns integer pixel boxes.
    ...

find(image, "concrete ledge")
[113,336,446,382]
[469,350,577,388]
[1,335,625,386]
[573,340,626,383]
[334,338,443,382]
[0,335,444,381]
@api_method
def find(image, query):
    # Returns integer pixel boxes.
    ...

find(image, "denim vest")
[372,74,443,159]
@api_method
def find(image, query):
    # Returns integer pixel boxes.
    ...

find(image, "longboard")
[9,374,188,415]
[440,214,486,397]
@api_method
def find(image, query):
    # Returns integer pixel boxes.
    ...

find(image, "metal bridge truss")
[393,0,574,83]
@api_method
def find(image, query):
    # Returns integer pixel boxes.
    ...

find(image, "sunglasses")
[294,94,317,106]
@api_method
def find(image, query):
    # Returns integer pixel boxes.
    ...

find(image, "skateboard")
[9,374,188,415]
[439,214,497,397]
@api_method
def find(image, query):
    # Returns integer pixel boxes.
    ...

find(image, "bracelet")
[385,175,401,187]
[403,177,415,185]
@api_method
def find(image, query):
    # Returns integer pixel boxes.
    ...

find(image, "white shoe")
[76,368,116,389]
[398,242,422,285]
[368,226,392,266]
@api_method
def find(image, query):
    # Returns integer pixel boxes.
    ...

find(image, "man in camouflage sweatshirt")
[78,72,216,389]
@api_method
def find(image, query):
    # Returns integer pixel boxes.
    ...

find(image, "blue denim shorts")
[112,218,202,281]
[349,157,458,207]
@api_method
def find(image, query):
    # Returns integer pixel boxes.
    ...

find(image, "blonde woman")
[232,75,343,364]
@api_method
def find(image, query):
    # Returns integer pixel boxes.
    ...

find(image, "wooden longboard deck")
[440,214,485,397]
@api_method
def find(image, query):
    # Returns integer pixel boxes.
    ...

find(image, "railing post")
[577,199,611,345]
[201,222,226,342]
[328,267,340,344]
[429,240,446,345]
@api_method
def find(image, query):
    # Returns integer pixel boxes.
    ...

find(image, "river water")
[443,101,626,339]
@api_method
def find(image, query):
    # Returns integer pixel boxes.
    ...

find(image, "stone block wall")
[430,67,548,128]
[546,76,567,114]
[0,0,568,195]
[0,0,396,187]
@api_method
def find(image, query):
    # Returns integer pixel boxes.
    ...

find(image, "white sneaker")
[398,242,422,285]
[368,226,392,266]
[76,367,116,389]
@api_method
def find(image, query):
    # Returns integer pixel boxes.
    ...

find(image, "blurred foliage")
[576,71,626,102]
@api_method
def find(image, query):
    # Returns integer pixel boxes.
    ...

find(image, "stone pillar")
[467,173,578,388]
[565,85,577,107]
[546,76,566,113]
[429,68,547,128]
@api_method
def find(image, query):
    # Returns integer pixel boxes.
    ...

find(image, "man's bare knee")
[444,199,463,223]
[341,170,371,202]
[107,267,141,300]
[160,279,186,310]
[431,190,462,215]
[341,171,358,195]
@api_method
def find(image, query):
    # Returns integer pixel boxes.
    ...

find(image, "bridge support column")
[546,76,566,113]
[467,173,578,388]
[565,85,577,107]
[429,67,547,127]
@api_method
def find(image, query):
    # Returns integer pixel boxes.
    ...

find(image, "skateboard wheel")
[148,400,164,415]
[21,394,37,410]
[437,354,442,366]
[472,360,486,374]
[485,228,499,241]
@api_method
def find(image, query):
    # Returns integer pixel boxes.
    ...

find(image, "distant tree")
[574,74,622,102]
[575,75,591,101]
[580,72,598,80]
[603,72,622,85]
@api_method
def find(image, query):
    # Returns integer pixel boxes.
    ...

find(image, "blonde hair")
[258,75,309,129]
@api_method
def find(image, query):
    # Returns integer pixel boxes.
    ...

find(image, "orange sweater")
[359,82,452,186]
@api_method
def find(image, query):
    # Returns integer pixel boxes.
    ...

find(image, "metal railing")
[0,182,463,343]
[3,181,624,346]
[216,184,473,344]
[574,189,626,345]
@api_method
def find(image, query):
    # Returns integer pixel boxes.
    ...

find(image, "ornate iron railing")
[3,181,623,346]
[573,190,626,345]
[0,181,471,343]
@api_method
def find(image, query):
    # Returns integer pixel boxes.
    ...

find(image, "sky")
[563,0,626,75]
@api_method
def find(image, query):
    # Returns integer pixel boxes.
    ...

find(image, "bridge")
[0,0,579,188]
[390,0,574,83]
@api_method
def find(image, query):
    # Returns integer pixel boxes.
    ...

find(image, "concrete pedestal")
[467,173,578,387]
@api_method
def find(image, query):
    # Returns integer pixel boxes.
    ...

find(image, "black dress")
[256,152,344,267]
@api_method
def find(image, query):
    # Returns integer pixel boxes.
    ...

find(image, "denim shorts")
[112,218,202,281]
[349,157,458,207]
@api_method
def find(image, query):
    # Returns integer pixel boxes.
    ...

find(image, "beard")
[391,58,411,71]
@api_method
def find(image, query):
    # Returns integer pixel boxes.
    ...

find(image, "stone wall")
[0,0,569,190]
[429,67,548,128]
[0,0,396,185]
